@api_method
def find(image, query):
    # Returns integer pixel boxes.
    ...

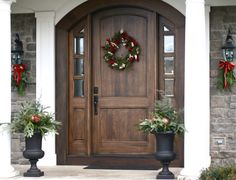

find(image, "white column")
[35,11,56,166]
[178,0,211,179]
[0,0,19,177]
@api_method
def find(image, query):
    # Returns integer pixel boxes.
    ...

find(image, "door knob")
[94,95,98,115]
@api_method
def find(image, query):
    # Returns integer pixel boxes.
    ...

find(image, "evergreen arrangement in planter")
[200,165,236,180]
[138,98,185,179]
[11,100,61,138]
[10,100,61,177]
[138,100,185,134]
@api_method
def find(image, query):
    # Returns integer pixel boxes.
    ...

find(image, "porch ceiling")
[207,0,236,6]
[12,0,236,14]
[12,0,186,14]
[12,0,68,13]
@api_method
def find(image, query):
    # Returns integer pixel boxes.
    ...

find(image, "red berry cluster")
[31,115,41,123]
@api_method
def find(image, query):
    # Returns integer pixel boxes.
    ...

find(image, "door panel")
[100,108,147,142]
[99,16,148,97]
[92,8,156,155]
[68,108,86,155]
[99,108,148,153]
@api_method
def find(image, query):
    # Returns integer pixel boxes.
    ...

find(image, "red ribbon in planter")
[218,60,235,88]
[12,64,26,86]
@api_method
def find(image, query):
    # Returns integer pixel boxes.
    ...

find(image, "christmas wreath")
[11,63,29,96]
[102,29,141,70]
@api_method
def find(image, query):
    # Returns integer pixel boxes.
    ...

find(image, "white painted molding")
[162,0,185,15]
[179,0,211,178]
[185,0,205,3]
[0,1,19,177]
[55,0,185,24]
[0,0,15,6]
[0,0,13,125]
[35,11,57,166]
[0,125,19,177]
[55,0,87,24]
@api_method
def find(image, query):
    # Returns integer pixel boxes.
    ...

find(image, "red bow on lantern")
[12,64,26,86]
[218,60,235,88]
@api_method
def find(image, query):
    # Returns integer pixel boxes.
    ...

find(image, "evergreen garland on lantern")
[11,63,29,96]
[217,60,235,90]
[102,29,141,70]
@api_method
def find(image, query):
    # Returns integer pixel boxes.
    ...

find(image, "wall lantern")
[11,33,24,64]
[222,29,236,62]
[11,33,29,96]
[217,29,236,90]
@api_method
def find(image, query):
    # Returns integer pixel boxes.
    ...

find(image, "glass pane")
[164,26,169,32]
[164,57,174,75]
[74,58,84,76]
[74,38,77,54]
[74,37,84,55]
[74,79,84,97]
[79,38,84,54]
[164,35,174,53]
[165,78,174,97]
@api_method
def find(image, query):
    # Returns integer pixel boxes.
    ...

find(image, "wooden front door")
[92,8,155,155]
[68,7,157,167]
[56,0,185,168]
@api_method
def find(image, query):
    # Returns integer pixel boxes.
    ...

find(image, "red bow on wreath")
[12,64,26,86]
[218,60,235,88]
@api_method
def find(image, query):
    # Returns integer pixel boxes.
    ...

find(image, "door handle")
[94,95,98,115]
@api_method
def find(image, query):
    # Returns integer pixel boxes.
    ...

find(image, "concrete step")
[3,165,182,180]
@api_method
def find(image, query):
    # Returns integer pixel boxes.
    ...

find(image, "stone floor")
[1,165,182,180]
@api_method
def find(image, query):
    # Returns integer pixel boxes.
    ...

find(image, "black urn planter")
[23,132,45,177]
[154,132,176,179]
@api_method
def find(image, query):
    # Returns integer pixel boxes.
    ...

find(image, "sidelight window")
[73,29,85,97]
[160,19,175,97]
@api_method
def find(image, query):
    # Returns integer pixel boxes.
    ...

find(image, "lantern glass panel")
[223,48,234,61]
[11,52,23,64]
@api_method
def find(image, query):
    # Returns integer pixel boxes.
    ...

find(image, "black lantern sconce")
[217,29,236,90]
[11,33,24,64]
[222,29,236,62]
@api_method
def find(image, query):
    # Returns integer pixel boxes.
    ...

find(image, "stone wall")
[11,13,36,164]
[210,7,236,165]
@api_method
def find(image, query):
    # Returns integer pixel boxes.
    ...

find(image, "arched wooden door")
[91,8,156,155]
[56,0,185,169]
